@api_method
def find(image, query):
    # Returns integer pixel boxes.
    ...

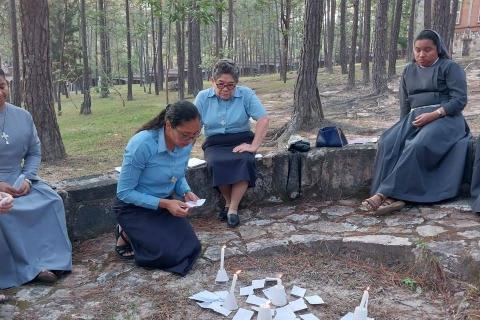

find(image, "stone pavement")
[1,198,480,319]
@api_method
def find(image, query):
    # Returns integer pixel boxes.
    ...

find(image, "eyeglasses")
[174,128,201,142]
[215,82,236,90]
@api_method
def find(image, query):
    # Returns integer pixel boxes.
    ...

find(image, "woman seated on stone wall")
[0,69,72,289]
[361,29,470,215]
[194,59,269,228]
[114,101,202,276]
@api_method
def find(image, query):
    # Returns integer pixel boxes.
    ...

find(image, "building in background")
[454,0,480,57]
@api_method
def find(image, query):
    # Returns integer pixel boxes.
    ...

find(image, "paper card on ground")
[213,290,229,300]
[185,199,206,208]
[274,306,297,320]
[210,302,232,317]
[291,285,307,298]
[232,308,255,320]
[299,314,319,320]
[255,153,263,159]
[245,294,268,306]
[114,166,122,173]
[188,157,206,168]
[252,306,275,316]
[189,290,219,302]
[263,286,281,302]
[304,295,325,305]
[240,285,255,296]
[288,298,308,312]
[252,279,266,289]
[340,313,374,320]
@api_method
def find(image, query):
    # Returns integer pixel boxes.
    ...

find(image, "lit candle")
[230,270,241,294]
[220,245,226,270]
[277,273,283,286]
[360,287,369,307]
[257,300,273,320]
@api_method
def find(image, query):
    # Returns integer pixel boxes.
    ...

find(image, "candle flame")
[277,273,283,279]
[222,245,226,249]
[235,270,241,275]
[366,286,370,291]
[266,300,271,308]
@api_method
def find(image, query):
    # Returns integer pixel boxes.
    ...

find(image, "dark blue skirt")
[114,199,201,276]
[202,131,257,188]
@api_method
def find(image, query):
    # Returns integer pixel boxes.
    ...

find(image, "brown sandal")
[35,270,58,284]
[360,193,385,211]
[374,198,405,216]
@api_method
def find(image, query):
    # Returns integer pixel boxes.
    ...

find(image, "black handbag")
[288,140,311,153]
[316,126,348,147]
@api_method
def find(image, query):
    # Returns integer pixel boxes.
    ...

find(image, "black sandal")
[115,224,134,260]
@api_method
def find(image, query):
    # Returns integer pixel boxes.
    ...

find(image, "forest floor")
[39,59,480,183]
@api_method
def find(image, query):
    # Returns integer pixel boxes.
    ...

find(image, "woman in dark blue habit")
[362,29,470,215]
[114,101,202,276]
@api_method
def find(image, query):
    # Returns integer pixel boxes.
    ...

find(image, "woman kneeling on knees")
[194,59,269,227]
[0,69,72,288]
[362,29,470,215]
[114,101,202,276]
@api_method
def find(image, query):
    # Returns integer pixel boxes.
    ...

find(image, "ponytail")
[136,101,199,133]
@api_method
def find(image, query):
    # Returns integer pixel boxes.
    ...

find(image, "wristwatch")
[436,108,445,117]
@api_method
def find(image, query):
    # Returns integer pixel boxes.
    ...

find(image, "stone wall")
[57,144,376,241]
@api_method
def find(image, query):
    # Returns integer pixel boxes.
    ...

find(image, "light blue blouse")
[117,128,192,210]
[194,86,267,137]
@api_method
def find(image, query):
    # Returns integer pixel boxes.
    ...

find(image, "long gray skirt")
[470,139,480,212]
[371,105,470,203]
[0,181,72,289]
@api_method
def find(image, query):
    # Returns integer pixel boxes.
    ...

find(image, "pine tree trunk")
[372,0,389,94]
[361,0,371,84]
[432,0,450,42]
[280,0,291,83]
[325,0,336,73]
[19,0,66,161]
[447,0,459,53]
[424,0,432,29]
[157,14,164,92]
[348,0,359,88]
[227,0,234,52]
[188,0,202,96]
[406,0,417,62]
[176,19,185,100]
[9,0,22,107]
[387,0,403,78]
[125,0,133,101]
[80,0,92,114]
[150,9,158,96]
[98,0,109,97]
[215,0,223,58]
[339,0,348,74]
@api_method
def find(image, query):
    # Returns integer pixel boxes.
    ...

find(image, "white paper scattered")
[232,308,255,320]
[252,306,276,317]
[274,306,297,320]
[291,285,307,298]
[340,312,374,320]
[299,314,319,320]
[240,285,255,296]
[255,153,263,159]
[114,166,122,173]
[263,286,283,303]
[245,294,268,306]
[208,301,232,317]
[252,279,266,289]
[188,157,206,168]
[189,290,220,302]
[304,295,325,305]
[288,298,308,312]
[213,291,229,300]
[185,198,206,208]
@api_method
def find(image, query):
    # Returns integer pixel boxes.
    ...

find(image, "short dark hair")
[0,69,5,79]
[414,29,450,60]
[137,100,200,133]
[212,59,240,82]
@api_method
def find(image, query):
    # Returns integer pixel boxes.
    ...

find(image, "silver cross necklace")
[0,106,8,145]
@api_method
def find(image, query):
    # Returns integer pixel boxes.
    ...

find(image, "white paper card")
[263,286,283,303]
[188,157,206,168]
[209,301,232,317]
[114,166,122,173]
[340,313,374,320]
[304,295,324,305]
[240,285,255,296]
[274,306,297,320]
[252,306,276,316]
[299,314,319,320]
[232,308,255,320]
[288,298,308,312]
[185,199,206,208]
[245,294,268,306]
[213,291,229,300]
[255,153,263,159]
[189,290,219,302]
[291,285,307,298]
[252,279,266,289]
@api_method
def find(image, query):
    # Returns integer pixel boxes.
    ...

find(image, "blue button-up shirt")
[194,86,267,137]
[117,128,192,210]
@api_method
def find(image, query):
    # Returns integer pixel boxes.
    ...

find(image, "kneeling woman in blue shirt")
[194,59,269,227]
[114,101,202,276]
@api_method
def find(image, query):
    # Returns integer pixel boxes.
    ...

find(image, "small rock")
[245,219,275,227]
[385,216,424,227]
[285,214,319,223]
[457,230,480,239]
[416,225,447,237]
[346,216,381,226]
[439,200,472,212]
[203,245,243,261]
[268,222,296,236]
[288,234,341,245]
[197,231,239,244]
[15,287,52,301]
[322,206,355,217]
[427,240,466,258]
[343,235,412,246]
[300,221,357,233]
[424,212,448,220]
[246,238,289,253]
[238,225,267,240]
[436,219,480,229]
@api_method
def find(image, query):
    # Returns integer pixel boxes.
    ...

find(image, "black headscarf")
[413,29,450,60]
